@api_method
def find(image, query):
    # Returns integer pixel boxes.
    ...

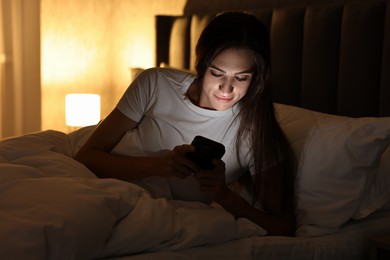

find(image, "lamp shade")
[65,93,100,127]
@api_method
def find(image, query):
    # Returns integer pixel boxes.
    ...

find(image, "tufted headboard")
[155,0,390,117]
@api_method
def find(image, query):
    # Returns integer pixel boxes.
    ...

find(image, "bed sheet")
[109,210,390,260]
[1,128,389,259]
[0,130,266,260]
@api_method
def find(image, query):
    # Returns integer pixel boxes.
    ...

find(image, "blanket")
[0,129,266,260]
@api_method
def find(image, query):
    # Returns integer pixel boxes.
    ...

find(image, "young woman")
[75,12,296,236]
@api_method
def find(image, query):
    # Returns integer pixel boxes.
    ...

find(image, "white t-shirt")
[113,67,253,201]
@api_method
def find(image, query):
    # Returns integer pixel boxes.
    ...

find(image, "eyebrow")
[210,64,254,75]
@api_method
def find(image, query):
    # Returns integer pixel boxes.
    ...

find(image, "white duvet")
[0,129,265,260]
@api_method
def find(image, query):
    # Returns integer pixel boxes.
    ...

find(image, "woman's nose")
[219,79,234,93]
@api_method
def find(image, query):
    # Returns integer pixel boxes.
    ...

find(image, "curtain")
[0,0,41,139]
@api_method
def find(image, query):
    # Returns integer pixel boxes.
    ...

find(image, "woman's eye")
[210,70,223,77]
[235,76,249,82]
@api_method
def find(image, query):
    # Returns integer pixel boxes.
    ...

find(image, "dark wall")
[183,0,375,14]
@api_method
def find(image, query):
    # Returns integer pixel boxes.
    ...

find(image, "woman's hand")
[160,144,200,179]
[193,159,229,201]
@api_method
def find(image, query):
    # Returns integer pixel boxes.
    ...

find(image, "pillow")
[352,144,390,219]
[274,103,390,237]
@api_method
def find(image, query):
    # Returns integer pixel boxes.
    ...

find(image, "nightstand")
[370,235,390,260]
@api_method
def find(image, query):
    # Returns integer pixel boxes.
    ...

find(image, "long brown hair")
[195,12,296,208]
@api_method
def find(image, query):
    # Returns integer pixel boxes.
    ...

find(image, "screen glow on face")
[200,48,255,111]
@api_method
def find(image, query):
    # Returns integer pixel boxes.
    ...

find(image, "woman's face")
[199,48,255,111]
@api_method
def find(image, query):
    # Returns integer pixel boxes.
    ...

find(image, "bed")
[1,0,390,259]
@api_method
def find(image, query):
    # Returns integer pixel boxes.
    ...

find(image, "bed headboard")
[155,0,390,117]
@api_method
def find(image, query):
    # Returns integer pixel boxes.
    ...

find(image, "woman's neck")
[186,79,201,106]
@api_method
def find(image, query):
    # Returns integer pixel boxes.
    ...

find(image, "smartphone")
[186,136,225,169]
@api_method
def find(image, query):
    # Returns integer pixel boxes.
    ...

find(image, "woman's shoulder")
[140,67,196,84]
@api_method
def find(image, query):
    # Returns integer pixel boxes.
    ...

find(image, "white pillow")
[275,103,390,237]
[352,144,390,219]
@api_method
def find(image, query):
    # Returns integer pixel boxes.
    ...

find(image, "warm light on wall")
[42,36,97,84]
[41,0,187,133]
[65,93,100,127]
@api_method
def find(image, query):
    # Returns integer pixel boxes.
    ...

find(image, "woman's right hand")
[76,108,199,181]
[159,144,199,178]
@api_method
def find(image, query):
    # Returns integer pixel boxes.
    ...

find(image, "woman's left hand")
[193,159,228,201]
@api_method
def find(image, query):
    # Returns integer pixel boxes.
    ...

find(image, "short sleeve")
[116,68,157,122]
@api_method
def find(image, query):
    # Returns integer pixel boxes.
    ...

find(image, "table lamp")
[65,93,100,128]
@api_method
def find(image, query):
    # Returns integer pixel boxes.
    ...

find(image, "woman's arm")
[75,108,198,181]
[217,189,295,236]
[194,159,296,236]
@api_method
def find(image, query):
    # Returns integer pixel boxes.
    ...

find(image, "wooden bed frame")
[155,0,390,117]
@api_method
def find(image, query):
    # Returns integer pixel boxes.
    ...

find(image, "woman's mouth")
[215,95,233,103]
